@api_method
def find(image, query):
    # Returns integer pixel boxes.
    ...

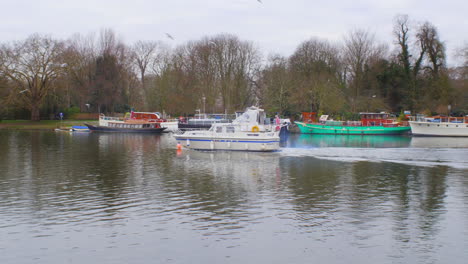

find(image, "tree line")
[0,15,467,121]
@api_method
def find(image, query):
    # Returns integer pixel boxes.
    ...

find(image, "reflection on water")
[287,133,412,148]
[287,133,468,149]
[282,134,468,169]
[0,131,467,264]
[410,136,468,148]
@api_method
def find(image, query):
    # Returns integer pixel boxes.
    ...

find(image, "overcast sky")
[1,0,466,65]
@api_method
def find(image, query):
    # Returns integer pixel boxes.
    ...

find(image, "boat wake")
[279,147,468,169]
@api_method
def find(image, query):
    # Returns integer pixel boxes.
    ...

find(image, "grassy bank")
[0,120,98,130]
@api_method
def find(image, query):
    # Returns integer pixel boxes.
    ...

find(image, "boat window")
[216,126,223,133]
[226,126,235,133]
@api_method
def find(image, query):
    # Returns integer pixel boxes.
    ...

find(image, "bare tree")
[393,15,412,77]
[393,14,426,110]
[259,55,292,115]
[63,33,97,112]
[449,43,468,112]
[417,22,445,76]
[90,29,135,113]
[130,40,164,107]
[131,41,159,84]
[463,43,468,69]
[209,34,261,111]
[289,38,344,113]
[0,34,66,121]
[343,29,387,112]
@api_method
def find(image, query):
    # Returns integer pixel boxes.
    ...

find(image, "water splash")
[279,147,468,169]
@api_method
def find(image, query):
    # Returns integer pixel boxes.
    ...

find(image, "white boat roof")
[232,106,266,125]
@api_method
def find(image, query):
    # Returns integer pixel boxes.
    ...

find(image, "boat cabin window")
[216,126,223,133]
[226,126,235,133]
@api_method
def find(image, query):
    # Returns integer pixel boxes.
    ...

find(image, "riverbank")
[0,120,97,130]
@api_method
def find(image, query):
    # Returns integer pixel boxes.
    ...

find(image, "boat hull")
[72,125,90,132]
[409,121,468,137]
[174,134,280,151]
[295,122,411,135]
[85,124,166,133]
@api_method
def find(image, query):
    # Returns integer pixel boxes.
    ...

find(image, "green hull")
[295,122,411,135]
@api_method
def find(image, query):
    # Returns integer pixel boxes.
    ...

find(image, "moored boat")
[177,111,234,131]
[85,122,166,133]
[72,125,90,132]
[409,115,468,137]
[295,112,411,135]
[85,113,166,133]
[129,111,178,132]
[174,106,281,151]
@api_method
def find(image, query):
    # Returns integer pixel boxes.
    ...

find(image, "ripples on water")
[0,131,467,264]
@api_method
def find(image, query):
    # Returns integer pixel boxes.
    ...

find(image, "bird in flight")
[165,33,174,40]
[257,0,262,3]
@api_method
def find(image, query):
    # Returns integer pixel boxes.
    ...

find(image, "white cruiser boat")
[409,115,468,137]
[174,106,281,151]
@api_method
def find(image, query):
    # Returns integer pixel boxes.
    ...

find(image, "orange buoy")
[177,143,182,150]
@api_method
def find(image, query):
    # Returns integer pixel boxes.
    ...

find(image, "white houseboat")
[409,115,468,137]
[85,113,166,133]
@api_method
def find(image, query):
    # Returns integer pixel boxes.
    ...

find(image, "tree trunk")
[31,104,41,121]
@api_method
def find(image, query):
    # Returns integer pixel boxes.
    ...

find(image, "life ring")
[251,125,260,132]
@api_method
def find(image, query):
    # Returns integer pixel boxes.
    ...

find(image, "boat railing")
[411,115,467,123]
[342,121,363,127]
[101,116,124,121]
[179,114,236,123]
[183,120,232,125]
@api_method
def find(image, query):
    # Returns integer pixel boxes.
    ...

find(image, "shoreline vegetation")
[0,120,98,130]
[0,14,466,123]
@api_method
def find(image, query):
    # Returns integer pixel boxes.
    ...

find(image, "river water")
[1,131,467,264]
